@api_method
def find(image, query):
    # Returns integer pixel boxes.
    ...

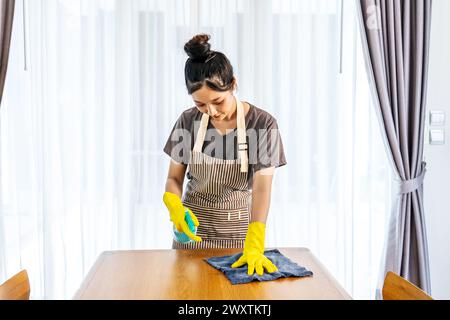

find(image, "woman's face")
[192,85,235,122]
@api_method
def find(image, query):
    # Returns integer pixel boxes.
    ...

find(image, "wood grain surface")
[73,247,351,300]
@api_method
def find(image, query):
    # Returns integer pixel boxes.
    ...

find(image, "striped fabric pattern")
[173,98,251,250]
[172,238,245,250]
[174,151,250,249]
[183,152,251,210]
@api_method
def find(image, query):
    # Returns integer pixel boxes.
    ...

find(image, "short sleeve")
[250,117,287,173]
[163,113,192,165]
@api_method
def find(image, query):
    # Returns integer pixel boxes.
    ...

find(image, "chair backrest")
[0,270,30,300]
[382,271,432,300]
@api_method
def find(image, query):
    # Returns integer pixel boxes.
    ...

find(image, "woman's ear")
[232,76,238,93]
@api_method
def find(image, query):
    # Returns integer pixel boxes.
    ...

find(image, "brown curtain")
[356,0,433,297]
[0,0,15,107]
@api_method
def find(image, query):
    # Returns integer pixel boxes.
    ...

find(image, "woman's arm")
[250,166,275,223]
[231,166,278,275]
[165,159,187,198]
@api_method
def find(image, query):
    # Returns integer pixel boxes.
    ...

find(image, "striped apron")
[172,97,251,249]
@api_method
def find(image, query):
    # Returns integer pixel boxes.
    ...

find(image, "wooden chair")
[0,270,30,300]
[382,271,432,300]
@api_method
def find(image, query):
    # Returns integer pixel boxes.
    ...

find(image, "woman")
[163,34,287,276]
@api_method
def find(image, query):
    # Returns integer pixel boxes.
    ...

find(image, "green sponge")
[173,210,197,243]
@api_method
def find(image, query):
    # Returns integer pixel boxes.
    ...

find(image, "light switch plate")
[430,111,445,126]
[429,129,445,145]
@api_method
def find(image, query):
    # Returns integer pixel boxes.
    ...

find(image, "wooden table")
[74,247,351,300]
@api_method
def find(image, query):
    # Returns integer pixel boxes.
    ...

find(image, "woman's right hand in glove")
[163,192,202,242]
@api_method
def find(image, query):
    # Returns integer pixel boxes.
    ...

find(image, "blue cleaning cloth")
[205,249,313,285]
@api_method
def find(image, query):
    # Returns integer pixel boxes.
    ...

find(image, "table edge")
[72,252,107,300]
[294,249,352,300]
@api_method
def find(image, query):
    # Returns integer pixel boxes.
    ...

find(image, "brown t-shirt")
[163,102,287,187]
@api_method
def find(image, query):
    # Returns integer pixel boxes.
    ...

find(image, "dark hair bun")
[184,34,211,61]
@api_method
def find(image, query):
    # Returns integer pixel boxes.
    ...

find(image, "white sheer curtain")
[0,0,391,299]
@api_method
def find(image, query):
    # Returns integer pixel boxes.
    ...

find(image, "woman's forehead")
[192,87,229,103]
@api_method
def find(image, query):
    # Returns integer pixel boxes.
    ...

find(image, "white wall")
[424,0,450,300]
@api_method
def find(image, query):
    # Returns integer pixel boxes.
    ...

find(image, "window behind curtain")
[0,0,391,299]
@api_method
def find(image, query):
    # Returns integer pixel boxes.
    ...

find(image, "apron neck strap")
[236,97,248,173]
[193,113,210,153]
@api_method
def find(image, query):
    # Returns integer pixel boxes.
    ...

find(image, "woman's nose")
[207,105,218,117]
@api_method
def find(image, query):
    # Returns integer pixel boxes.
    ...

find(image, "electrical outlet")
[429,129,445,145]
[430,111,445,126]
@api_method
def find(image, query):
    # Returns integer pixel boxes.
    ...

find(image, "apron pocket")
[185,204,249,241]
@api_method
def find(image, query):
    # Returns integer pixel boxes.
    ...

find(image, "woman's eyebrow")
[194,97,222,104]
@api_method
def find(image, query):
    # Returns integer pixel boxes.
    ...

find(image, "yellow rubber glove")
[163,192,202,242]
[231,221,278,275]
